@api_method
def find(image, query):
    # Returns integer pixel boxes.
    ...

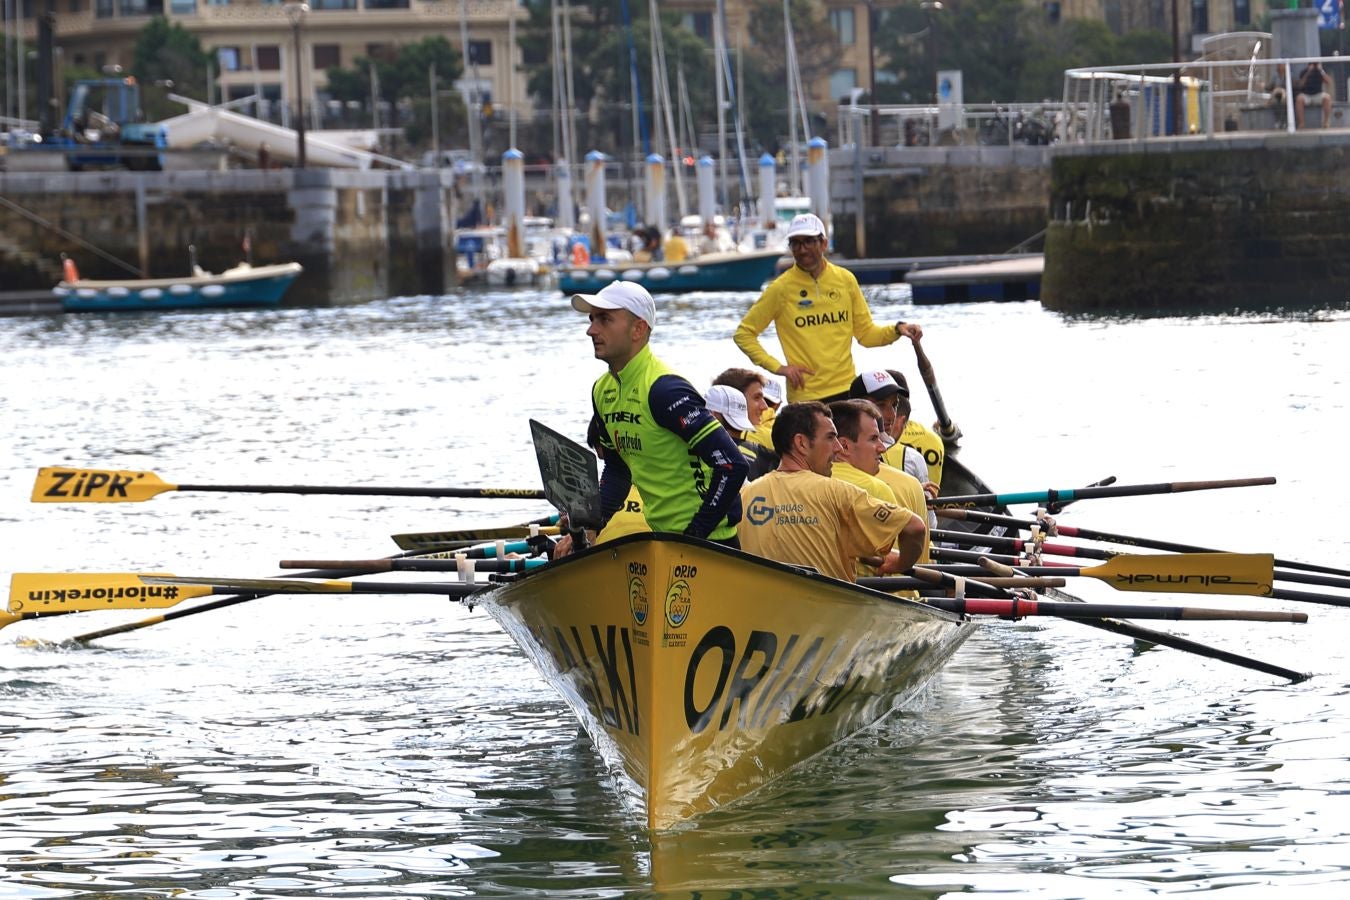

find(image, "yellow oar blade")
[139,575,357,594]
[1091,552,1275,596]
[9,573,216,613]
[31,467,177,503]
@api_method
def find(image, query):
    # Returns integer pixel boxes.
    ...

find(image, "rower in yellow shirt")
[733,213,923,403]
[738,401,926,583]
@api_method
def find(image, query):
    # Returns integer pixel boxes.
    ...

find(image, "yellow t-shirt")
[832,461,902,581]
[738,469,903,583]
[595,486,648,543]
[875,463,931,567]
[749,405,776,452]
[664,233,689,263]
[733,260,901,402]
[883,420,944,489]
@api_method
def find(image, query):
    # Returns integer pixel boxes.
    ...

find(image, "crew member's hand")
[777,363,814,389]
[878,549,908,575]
[896,322,924,342]
[922,480,939,500]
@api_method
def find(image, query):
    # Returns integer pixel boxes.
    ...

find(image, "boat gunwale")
[490,530,968,626]
[57,262,303,291]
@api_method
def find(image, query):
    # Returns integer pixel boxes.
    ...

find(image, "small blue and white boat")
[557,249,783,296]
[55,261,303,313]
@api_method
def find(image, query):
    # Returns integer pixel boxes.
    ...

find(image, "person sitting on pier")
[737,401,926,583]
[1295,62,1334,130]
[734,213,923,404]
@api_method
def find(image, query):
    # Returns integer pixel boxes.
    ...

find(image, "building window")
[118,0,149,14]
[828,8,855,45]
[1233,0,1250,25]
[217,46,241,71]
[256,45,281,71]
[468,40,492,66]
[170,0,194,12]
[682,12,711,41]
[830,67,857,102]
[309,0,356,8]
[366,43,396,62]
[1190,0,1208,34]
[313,44,341,69]
[95,0,112,15]
[364,0,409,8]
[1149,0,1165,29]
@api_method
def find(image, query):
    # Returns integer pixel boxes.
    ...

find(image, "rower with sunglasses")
[733,213,922,404]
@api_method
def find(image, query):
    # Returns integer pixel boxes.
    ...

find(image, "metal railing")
[1063,55,1350,141]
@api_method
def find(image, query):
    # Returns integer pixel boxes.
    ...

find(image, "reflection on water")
[3,290,1350,895]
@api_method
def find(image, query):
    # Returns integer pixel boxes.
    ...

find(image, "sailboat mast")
[650,0,688,219]
[714,0,729,220]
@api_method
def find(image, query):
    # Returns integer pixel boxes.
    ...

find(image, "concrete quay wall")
[0,169,457,306]
[830,145,1053,260]
[1043,134,1350,313]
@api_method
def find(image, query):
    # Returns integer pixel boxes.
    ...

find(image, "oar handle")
[911,338,961,444]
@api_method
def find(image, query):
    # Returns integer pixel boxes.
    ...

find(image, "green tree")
[323,36,464,148]
[519,1,727,160]
[131,17,210,118]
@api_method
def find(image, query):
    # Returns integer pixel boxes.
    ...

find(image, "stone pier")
[0,169,458,305]
[1043,133,1350,313]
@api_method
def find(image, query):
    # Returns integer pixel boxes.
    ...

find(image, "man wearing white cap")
[734,212,923,404]
[573,281,748,546]
[706,383,778,481]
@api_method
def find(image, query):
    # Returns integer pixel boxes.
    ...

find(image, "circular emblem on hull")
[665,579,692,629]
[629,576,649,626]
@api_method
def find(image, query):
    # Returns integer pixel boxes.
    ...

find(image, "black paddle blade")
[529,419,602,530]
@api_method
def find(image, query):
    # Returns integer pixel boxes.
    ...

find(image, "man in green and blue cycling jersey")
[573,281,748,547]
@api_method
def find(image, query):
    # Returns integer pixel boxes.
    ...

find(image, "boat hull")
[558,249,783,295]
[481,533,974,831]
[56,263,302,312]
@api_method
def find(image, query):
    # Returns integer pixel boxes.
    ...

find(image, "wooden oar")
[30,545,488,644]
[918,595,1306,623]
[530,418,602,550]
[31,467,546,503]
[857,575,1068,594]
[137,575,493,597]
[927,551,1276,596]
[950,549,1350,607]
[391,517,560,550]
[933,476,1276,509]
[911,336,961,444]
[930,527,1113,560]
[938,506,1350,581]
[279,557,548,574]
[13,573,493,606]
[978,558,1312,683]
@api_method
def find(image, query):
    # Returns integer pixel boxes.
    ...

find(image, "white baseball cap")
[571,280,656,327]
[761,378,784,406]
[785,213,827,241]
[705,384,756,432]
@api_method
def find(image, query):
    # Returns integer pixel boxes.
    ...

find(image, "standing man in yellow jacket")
[734,213,923,403]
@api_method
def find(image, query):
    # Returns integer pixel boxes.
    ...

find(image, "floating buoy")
[647,267,671,280]
[571,243,590,266]
[107,286,130,298]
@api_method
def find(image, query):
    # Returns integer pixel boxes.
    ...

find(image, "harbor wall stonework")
[830,146,1052,259]
[0,169,458,305]
[1042,135,1350,312]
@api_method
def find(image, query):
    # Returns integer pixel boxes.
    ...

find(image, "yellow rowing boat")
[481,531,975,831]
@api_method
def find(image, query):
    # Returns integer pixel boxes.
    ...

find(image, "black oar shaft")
[912,339,958,440]
[1040,589,1310,682]
[930,528,1113,560]
[934,477,1275,508]
[279,558,539,574]
[940,507,1350,581]
[178,484,546,500]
